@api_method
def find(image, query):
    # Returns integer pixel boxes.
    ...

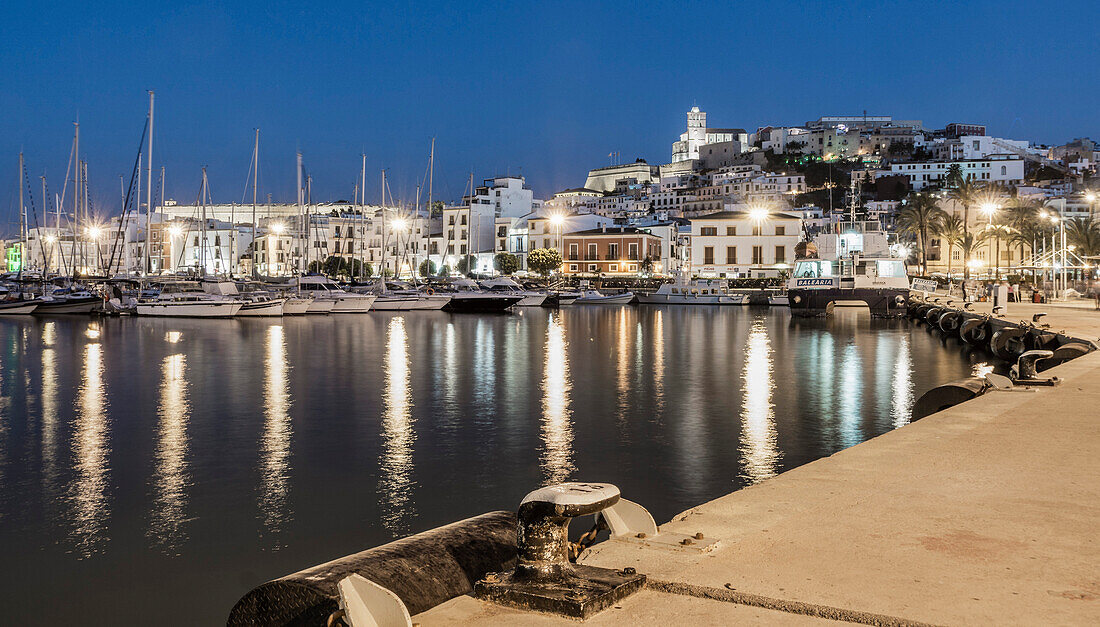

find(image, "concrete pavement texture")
[415,303,1100,625]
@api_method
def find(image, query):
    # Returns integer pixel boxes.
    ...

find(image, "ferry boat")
[636,278,747,305]
[787,254,909,317]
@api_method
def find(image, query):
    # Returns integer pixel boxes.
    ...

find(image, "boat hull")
[636,293,746,305]
[768,295,790,306]
[33,296,101,314]
[0,301,39,315]
[330,294,376,313]
[444,295,522,312]
[371,295,451,311]
[136,301,244,318]
[305,299,336,314]
[237,299,285,317]
[788,287,907,318]
[576,295,634,305]
[514,293,547,306]
[282,298,313,315]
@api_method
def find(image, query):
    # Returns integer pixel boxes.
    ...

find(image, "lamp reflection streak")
[653,310,665,414]
[739,319,780,483]
[41,322,59,503]
[540,312,574,484]
[615,307,630,431]
[892,336,913,428]
[379,316,416,536]
[70,340,109,557]
[149,353,190,553]
[259,325,292,541]
[839,343,863,448]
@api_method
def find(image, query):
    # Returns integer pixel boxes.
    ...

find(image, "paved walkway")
[418,304,1100,625]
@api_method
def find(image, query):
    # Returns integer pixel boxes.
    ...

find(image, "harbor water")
[0,307,989,624]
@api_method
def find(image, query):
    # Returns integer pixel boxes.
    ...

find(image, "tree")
[1066,216,1100,258]
[933,214,965,277]
[418,259,437,277]
[321,255,347,278]
[527,247,563,276]
[455,255,474,276]
[439,264,451,277]
[1004,198,1040,263]
[896,192,946,274]
[494,252,519,275]
[946,174,983,276]
[957,230,992,277]
[641,255,654,275]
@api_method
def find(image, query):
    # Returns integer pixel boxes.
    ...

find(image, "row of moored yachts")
[0,275,643,317]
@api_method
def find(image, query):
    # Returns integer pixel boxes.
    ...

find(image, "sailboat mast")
[145,90,154,277]
[201,167,208,275]
[73,122,80,274]
[380,169,387,277]
[252,128,259,279]
[360,153,366,278]
[18,153,25,278]
[296,151,303,273]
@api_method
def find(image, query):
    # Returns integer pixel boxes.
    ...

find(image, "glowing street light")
[391,217,408,232]
[269,221,286,235]
[980,202,998,218]
[43,234,57,244]
[748,204,769,222]
[548,213,565,227]
[167,224,184,237]
[86,225,103,239]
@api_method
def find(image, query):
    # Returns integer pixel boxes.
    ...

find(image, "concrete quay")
[417,300,1100,626]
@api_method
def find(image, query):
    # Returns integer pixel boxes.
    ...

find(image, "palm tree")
[947,177,981,239]
[1004,198,1040,263]
[895,192,945,274]
[933,214,965,277]
[984,223,1015,279]
[1066,216,1100,258]
[958,230,992,277]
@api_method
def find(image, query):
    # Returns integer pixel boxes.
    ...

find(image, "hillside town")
[7,107,1099,290]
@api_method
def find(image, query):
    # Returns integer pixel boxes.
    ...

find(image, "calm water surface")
[0,307,992,624]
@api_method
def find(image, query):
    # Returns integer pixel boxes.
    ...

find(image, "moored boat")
[636,278,746,305]
[441,278,522,312]
[137,281,244,317]
[0,299,39,315]
[787,254,908,317]
[295,275,376,313]
[575,290,634,305]
[479,277,547,306]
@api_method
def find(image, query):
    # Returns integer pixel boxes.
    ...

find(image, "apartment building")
[689,211,802,278]
[562,226,662,276]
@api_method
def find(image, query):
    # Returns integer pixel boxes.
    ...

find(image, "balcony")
[568,254,579,261]
[584,255,600,261]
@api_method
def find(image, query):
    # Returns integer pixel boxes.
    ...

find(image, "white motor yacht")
[137,282,244,318]
[281,295,314,315]
[365,281,452,310]
[636,278,747,305]
[294,275,376,313]
[575,290,634,305]
[479,277,547,306]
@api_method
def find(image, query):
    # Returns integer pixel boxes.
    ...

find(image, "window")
[570,264,578,271]
[346,242,353,253]
[726,246,736,264]
[752,225,762,236]
[335,226,341,237]
[461,215,467,225]
[588,264,598,272]
[628,264,638,272]
[1001,166,1007,175]
[461,229,467,240]
[775,246,786,263]
[193,236,199,246]
[569,243,579,260]
[775,226,785,236]
[460,244,467,254]
[726,226,737,236]
[752,246,763,264]
[448,216,455,225]
[609,264,618,272]
[497,226,507,237]
[700,226,718,236]
[214,235,222,246]
[608,243,619,259]
[333,242,341,253]
[703,246,714,265]
[628,242,638,260]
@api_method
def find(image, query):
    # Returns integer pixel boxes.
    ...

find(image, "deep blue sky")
[1,0,1096,232]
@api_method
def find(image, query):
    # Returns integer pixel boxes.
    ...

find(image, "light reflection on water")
[70,336,109,557]
[379,316,416,536]
[540,312,574,484]
[259,325,292,544]
[149,353,190,553]
[739,317,780,483]
[0,310,987,625]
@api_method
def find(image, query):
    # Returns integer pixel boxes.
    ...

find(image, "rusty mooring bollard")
[474,482,646,619]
